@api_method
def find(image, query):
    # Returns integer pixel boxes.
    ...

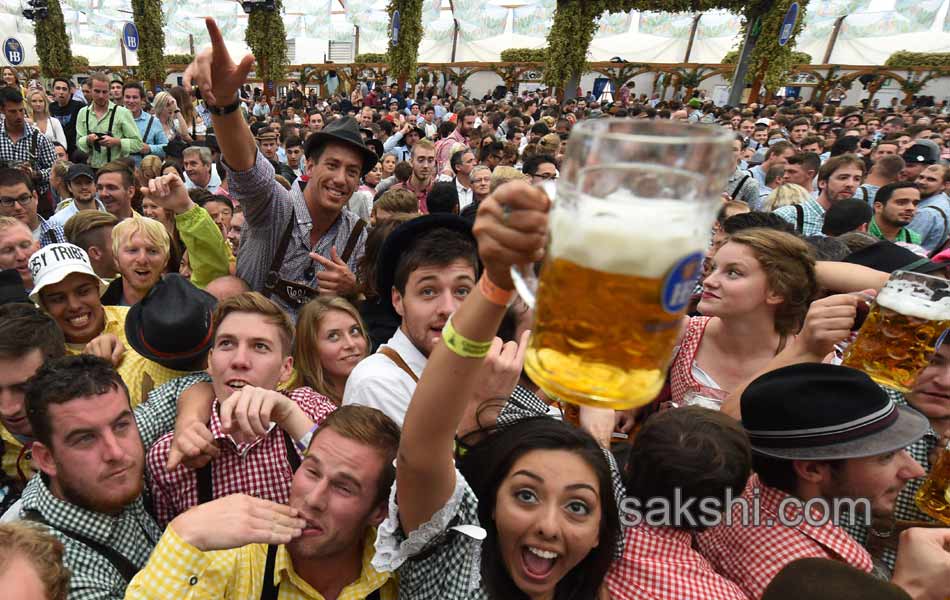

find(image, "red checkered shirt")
[606,525,749,600]
[146,387,336,528]
[695,474,874,600]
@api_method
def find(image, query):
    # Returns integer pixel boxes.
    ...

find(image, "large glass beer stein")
[915,439,950,525]
[842,271,950,392]
[511,120,734,409]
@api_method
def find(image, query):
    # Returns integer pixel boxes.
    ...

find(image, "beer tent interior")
[0,0,949,79]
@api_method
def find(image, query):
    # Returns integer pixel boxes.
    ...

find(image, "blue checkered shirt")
[0,119,56,196]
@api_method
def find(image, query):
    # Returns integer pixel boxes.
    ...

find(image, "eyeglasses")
[0,193,33,208]
[532,173,558,181]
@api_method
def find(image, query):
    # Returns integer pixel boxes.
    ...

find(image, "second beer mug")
[842,270,950,392]
[511,120,734,409]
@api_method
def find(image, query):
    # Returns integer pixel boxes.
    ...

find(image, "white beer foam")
[877,281,950,321]
[548,193,712,278]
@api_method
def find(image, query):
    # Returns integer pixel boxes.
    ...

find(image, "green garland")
[543,1,606,89]
[722,49,812,82]
[387,0,423,82]
[34,0,73,78]
[245,0,288,86]
[165,54,194,65]
[131,0,165,85]
[71,55,90,73]
[886,51,950,68]
[355,52,387,63]
[501,48,546,62]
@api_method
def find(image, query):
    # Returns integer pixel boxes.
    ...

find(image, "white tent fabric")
[0,0,946,68]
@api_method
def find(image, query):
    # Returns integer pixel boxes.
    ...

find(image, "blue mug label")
[661,252,703,314]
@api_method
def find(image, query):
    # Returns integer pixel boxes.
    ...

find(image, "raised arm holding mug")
[184,18,372,320]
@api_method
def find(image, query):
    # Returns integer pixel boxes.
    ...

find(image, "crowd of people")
[0,15,949,600]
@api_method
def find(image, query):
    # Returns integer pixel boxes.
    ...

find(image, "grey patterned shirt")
[228,151,367,319]
[725,167,760,209]
[18,372,210,600]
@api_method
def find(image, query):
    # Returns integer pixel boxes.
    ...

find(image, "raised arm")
[720,293,862,419]
[816,261,890,294]
[141,172,230,288]
[397,182,549,534]
[184,18,257,172]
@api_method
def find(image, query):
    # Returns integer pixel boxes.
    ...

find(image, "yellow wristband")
[441,316,493,358]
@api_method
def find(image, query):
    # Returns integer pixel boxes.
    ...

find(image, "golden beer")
[523,197,709,409]
[842,272,950,393]
[915,441,950,525]
[512,120,734,410]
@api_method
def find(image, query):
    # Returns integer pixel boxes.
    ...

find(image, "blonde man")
[0,522,70,600]
[103,216,170,306]
[0,216,39,289]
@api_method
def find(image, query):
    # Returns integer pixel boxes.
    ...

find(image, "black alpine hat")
[740,363,928,460]
[303,116,379,176]
[375,214,477,316]
[125,274,217,371]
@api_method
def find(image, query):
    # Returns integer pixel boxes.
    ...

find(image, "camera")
[91,132,105,151]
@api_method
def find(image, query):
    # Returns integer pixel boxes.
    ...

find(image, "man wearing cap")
[908,164,950,252]
[343,215,478,426]
[47,163,107,229]
[0,167,66,247]
[899,139,940,183]
[696,362,928,599]
[146,291,336,527]
[28,243,194,407]
[184,19,371,319]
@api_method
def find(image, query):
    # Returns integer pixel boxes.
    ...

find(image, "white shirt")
[48,197,107,228]
[342,327,426,427]
[456,178,474,211]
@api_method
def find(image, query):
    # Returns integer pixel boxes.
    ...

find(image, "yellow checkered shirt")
[125,524,397,600]
[65,305,187,408]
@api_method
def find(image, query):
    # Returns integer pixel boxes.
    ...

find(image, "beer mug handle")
[510,264,537,309]
[508,179,557,310]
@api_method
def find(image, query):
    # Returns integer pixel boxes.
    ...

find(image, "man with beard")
[47,164,106,229]
[908,164,950,252]
[125,405,399,599]
[774,154,865,236]
[390,139,436,213]
[18,354,212,599]
[869,182,923,244]
[435,107,475,174]
[183,19,374,318]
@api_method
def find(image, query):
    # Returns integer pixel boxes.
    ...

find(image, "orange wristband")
[479,274,514,306]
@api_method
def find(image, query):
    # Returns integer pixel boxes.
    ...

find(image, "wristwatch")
[207,94,241,116]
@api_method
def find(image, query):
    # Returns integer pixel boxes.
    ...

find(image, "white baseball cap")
[28,243,107,305]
